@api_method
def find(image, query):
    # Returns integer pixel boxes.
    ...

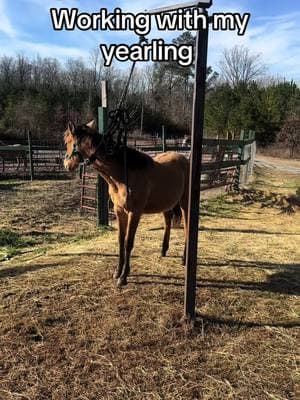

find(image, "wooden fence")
[0,144,65,178]
[0,133,255,221]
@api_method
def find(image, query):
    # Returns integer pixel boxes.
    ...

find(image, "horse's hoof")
[113,270,121,279]
[117,277,127,288]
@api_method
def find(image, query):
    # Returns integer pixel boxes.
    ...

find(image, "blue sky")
[0,0,299,80]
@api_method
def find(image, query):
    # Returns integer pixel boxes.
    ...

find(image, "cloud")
[208,9,300,81]
[27,0,79,12]
[0,0,18,38]
[0,37,89,61]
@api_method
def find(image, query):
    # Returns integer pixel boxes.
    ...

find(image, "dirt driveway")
[255,154,300,174]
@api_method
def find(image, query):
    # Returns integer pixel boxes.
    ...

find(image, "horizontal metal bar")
[82,196,96,201]
[147,0,212,14]
[202,160,241,171]
[83,173,97,179]
[203,138,255,146]
[80,205,97,211]
[0,146,28,151]
[81,185,97,190]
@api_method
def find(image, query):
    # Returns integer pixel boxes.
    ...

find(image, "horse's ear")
[86,120,96,129]
[68,121,75,135]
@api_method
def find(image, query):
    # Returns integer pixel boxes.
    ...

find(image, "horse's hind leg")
[180,196,189,266]
[161,210,172,257]
[180,206,188,266]
[117,211,141,288]
[114,206,127,280]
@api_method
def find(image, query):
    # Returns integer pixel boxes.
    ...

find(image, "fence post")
[27,129,34,181]
[162,125,166,152]
[97,81,109,226]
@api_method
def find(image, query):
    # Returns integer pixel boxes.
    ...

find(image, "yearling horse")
[64,120,189,287]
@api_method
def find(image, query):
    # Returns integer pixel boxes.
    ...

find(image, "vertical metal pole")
[140,100,144,137]
[27,129,34,181]
[162,125,166,152]
[97,81,109,226]
[184,16,209,323]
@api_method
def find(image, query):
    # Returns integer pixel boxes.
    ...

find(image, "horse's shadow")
[130,262,299,330]
[0,182,26,192]
[130,260,300,297]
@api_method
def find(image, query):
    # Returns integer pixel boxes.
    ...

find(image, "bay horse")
[64,120,189,287]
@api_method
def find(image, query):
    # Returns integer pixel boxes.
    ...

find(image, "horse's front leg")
[117,211,141,287]
[114,206,127,280]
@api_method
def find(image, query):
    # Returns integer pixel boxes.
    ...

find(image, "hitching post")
[27,129,34,181]
[97,81,109,226]
[184,6,211,323]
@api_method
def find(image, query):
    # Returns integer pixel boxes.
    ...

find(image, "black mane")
[114,145,154,170]
[75,125,153,170]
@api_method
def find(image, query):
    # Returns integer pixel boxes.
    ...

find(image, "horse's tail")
[171,203,182,227]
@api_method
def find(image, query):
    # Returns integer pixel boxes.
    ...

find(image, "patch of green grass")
[0,229,31,247]
[201,195,241,219]
[0,229,36,261]
[97,225,115,234]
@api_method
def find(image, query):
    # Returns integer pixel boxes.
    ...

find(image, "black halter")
[65,142,84,163]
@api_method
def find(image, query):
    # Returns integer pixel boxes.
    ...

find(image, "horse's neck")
[93,158,125,191]
[80,136,124,188]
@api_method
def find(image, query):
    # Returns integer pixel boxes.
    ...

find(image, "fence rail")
[0,144,65,176]
[0,135,255,213]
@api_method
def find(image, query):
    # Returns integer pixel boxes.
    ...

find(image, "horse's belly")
[144,170,185,213]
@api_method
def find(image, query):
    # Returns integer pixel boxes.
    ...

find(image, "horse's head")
[63,120,97,171]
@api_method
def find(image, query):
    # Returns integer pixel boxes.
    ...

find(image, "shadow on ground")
[130,259,300,296]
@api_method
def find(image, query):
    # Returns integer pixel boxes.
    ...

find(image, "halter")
[65,142,85,163]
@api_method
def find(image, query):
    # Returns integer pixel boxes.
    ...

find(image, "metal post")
[97,81,109,226]
[27,129,34,181]
[140,100,144,137]
[162,125,166,152]
[184,14,209,324]
[148,0,212,14]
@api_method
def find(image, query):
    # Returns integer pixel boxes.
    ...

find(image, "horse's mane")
[114,145,154,170]
[79,128,154,170]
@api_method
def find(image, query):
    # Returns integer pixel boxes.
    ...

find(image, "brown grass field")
[0,165,299,400]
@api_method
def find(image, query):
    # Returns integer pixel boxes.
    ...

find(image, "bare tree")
[218,45,267,87]
[277,117,300,157]
[89,47,104,91]
[16,54,32,88]
[0,56,15,87]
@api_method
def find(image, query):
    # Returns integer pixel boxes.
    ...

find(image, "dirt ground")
[255,154,300,172]
[0,165,299,400]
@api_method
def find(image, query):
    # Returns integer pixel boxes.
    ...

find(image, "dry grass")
[0,167,299,400]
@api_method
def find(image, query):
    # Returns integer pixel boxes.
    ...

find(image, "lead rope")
[123,120,129,207]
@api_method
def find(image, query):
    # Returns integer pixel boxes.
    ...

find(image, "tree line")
[0,33,299,154]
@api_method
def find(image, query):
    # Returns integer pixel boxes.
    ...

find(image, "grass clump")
[201,194,241,219]
[0,229,36,261]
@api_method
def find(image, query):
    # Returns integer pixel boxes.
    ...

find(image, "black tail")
[171,203,182,227]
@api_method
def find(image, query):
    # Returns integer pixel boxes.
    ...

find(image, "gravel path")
[255,156,300,174]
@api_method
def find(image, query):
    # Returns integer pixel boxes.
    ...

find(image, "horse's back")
[143,152,189,213]
[154,151,188,167]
